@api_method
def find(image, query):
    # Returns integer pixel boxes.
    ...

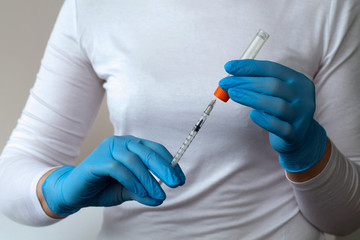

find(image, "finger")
[139,139,173,162]
[126,140,181,188]
[140,139,186,185]
[173,166,186,186]
[250,110,294,141]
[95,160,147,199]
[224,59,303,81]
[90,180,126,206]
[96,175,164,207]
[228,88,296,123]
[115,150,166,200]
[102,136,165,199]
[219,76,294,102]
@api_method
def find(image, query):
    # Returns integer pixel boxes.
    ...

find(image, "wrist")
[279,120,327,172]
[41,166,79,217]
[36,168,66,219]
[286,137,332,182]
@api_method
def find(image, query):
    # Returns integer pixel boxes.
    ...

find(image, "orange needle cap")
[214,86,230,102]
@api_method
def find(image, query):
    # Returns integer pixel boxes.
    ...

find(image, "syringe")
[159,29,269,186]
[158,99,216,185]
[171,99,216,168]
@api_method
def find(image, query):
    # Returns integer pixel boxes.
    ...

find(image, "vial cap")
[214,86,230,102]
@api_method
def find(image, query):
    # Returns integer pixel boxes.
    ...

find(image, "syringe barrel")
[171,113,208,167]
[240,29,270,60]
[171,130,197,167]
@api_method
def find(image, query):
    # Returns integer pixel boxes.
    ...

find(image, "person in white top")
[1,0,360,239]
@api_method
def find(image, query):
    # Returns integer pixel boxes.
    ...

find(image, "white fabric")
[0,0,360,239]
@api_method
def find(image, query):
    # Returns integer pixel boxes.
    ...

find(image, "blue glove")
[219,59,327,172]
[42,135,186,216]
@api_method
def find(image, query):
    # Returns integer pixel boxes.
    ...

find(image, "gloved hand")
[42,135,186,216]
[219,59,327,172]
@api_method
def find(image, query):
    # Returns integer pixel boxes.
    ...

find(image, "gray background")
[0,1,358,239]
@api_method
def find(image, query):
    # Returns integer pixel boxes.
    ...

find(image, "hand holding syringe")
[159,29,269,185]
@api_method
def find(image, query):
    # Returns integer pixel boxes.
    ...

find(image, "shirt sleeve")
[0,0,104,226]
[289,0,360,236]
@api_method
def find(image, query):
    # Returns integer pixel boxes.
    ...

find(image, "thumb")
[89,183,162,207]
[125,189,164,207]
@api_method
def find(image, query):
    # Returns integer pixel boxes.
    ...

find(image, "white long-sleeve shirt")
[1,0,360,239]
